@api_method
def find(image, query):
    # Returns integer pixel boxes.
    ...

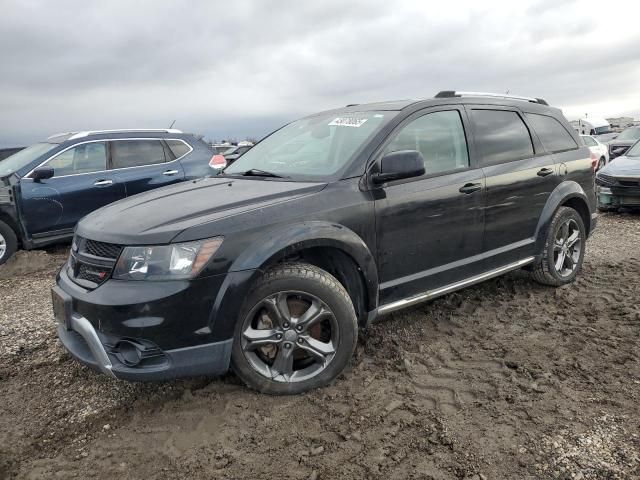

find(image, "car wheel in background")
[0,220,18,265]
[231,263,358,395]
[531,206,585,287]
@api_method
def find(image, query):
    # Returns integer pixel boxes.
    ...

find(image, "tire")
[0,220,18,265]
[531,206,585,287]
[231,263,358,395]
[597,205,618,213]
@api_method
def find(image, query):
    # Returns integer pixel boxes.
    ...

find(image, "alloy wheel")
[240,291,339,383]
[0,232,6,259]
[553,218,582,277]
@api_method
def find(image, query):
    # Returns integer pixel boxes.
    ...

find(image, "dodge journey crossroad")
[53,91,597,394]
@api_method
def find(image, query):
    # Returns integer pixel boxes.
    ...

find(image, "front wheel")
[0,221,18,265]
[231,263,358,395]
[531,206,586,286]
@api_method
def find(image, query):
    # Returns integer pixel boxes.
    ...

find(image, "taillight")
[590,152,597,172]
[209,154,227,170]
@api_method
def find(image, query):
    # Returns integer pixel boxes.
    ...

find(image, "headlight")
[112,237,223,281]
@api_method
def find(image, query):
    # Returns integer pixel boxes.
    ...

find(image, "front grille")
[619,180,640,187]
[68,236,121,288]
[84,239,122,259]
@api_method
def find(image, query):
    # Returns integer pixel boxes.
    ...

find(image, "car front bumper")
[597,185,640,208]
[53,264,256,381]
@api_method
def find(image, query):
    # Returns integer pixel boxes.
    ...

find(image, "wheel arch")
[229,221,379,318]
[534,181,592,255]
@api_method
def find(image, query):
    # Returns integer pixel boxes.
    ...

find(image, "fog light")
[114,340,142,366]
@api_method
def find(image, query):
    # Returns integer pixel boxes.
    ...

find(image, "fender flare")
[208,221,379,340]
[534,180,590,253]
[230,221,379,310]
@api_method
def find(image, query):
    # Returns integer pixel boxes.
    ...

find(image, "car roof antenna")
[169,119,176,129]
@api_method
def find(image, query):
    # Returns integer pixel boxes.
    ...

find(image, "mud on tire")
[531,206,585,287]
[230,262,358,395]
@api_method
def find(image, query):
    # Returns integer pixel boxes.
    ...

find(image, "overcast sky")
[1,0,639,147]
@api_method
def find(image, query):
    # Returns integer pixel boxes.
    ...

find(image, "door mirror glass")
[30,166,54,181]
[373,150,425,184]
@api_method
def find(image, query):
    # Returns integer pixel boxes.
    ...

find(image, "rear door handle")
[459,182,483,194]
[537,167,554,177]
[93,179,113,186]
[163,170,179,176]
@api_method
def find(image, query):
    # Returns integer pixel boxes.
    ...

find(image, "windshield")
[593,126,611,135]
[0,143,58,177]
[626,141,640,157]
[616,127,640,141]
[224,111,395,180]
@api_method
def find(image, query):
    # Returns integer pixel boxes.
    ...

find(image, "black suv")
[53,92,596,394]
[0,129,214,264]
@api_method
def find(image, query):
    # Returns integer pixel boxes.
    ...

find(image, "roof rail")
[47,132,77,140]
[435,91,549,106]
[68,128,183,140]
[345,104,360,107]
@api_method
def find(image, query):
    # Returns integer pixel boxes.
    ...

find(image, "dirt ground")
[0,213,639,480]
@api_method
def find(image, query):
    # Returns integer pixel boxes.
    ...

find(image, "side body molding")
[534,180,591,254]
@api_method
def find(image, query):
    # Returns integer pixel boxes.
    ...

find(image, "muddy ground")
[0,213,639,480]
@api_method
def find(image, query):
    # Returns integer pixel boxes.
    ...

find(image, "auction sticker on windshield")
[329,117,368,127]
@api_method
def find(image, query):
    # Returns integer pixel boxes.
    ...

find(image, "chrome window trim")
[24,138,193,180]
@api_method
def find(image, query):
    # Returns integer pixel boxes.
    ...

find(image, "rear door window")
[526,113,578,153]
[110,140,168,169]
[582,136,597,147]
[470,110,534,166]
[46,142,107,177]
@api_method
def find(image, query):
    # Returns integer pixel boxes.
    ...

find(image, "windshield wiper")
[239,168,290,179]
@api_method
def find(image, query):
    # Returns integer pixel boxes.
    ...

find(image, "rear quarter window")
[470,109,534,166]
[166,139,192,159]
[526,113,578,153]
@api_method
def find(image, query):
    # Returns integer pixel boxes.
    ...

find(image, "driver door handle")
[537,167,554,177]
[163,169,179,176]
[459,182,483,194]
[93,179,113,186]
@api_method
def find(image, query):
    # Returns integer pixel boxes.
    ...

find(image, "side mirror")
[373,150,425,184]
[31,167,54,181]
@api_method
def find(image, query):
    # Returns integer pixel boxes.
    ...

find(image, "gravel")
[1,212,639,479]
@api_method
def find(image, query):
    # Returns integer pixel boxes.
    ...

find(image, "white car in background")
[581,135,609,171]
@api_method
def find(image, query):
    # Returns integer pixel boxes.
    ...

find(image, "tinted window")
[582,136,597,147]
[526,113,578,153]
[111,140,167,169]
[47,142,107,177]
[616,127,640,141]
[384,110,469,175]
[471,110,534,166]
[166,139,191,159]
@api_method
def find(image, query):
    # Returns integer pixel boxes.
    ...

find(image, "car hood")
[599,156,640,177]
[76,176,327,245]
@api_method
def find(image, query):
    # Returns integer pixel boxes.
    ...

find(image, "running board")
[377,257,535,314]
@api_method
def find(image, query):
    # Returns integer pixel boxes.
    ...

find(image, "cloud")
[1,0,639,147]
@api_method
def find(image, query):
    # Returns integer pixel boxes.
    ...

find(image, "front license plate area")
[52,286,72,330]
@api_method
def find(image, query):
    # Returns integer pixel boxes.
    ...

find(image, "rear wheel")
[231,263,358,395]
[0,221,17,265]
[532,207,585,286]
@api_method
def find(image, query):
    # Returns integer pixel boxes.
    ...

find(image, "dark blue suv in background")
[0,129,214,264]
